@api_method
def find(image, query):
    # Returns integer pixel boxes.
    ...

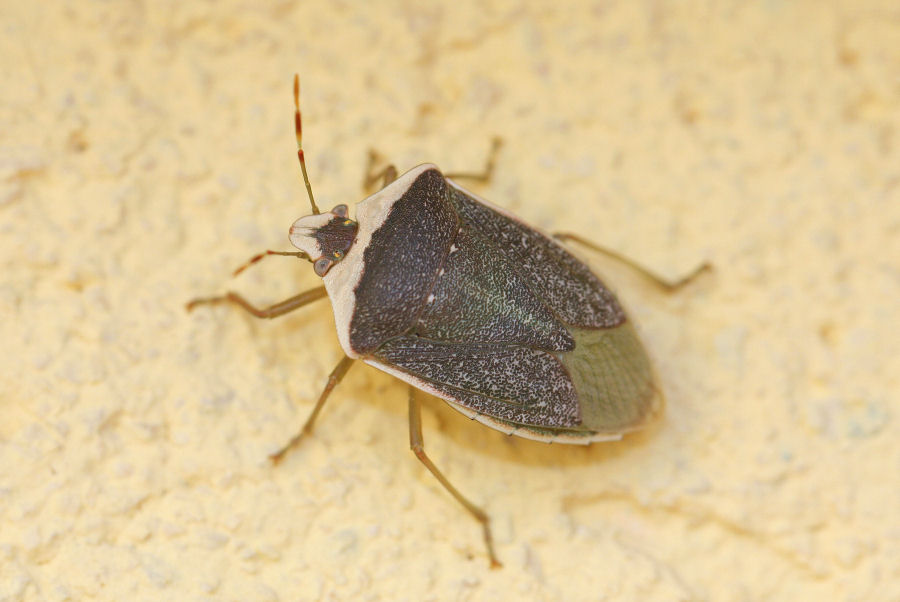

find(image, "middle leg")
[270,354,356,464]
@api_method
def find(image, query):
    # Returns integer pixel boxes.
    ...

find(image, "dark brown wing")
[373,335,581,429]
[447,183,625,329]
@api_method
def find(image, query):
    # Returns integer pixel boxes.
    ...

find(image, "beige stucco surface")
[1,1,898,600]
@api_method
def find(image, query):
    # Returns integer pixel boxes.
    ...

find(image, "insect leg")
[364,149,398,190]
[552,232,712,292]
[185,286,328,318]
[408,386,502,568]
[270,355,355,464]
[231,250,310,277]
[444,137,502,183]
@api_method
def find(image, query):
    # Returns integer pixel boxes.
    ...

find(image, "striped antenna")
[294,74,320,215]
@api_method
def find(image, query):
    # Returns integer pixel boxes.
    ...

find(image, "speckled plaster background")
[1,1,898,600]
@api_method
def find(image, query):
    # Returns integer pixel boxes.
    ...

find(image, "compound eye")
[332,204,349,218]
[313,257,333,277]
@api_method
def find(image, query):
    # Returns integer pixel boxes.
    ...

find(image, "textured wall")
[1,1,898,600]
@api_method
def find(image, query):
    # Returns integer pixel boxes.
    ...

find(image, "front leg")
[186,286,328,318]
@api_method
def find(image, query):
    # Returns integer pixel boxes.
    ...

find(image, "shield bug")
[187,76,708,568]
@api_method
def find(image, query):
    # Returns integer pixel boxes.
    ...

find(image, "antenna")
[294,74,320,215]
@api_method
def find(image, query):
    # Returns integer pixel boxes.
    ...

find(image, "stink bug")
[188,76,708,568]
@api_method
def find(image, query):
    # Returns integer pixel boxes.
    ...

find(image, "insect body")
[188,76,702,568]
[290,165,660,444]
